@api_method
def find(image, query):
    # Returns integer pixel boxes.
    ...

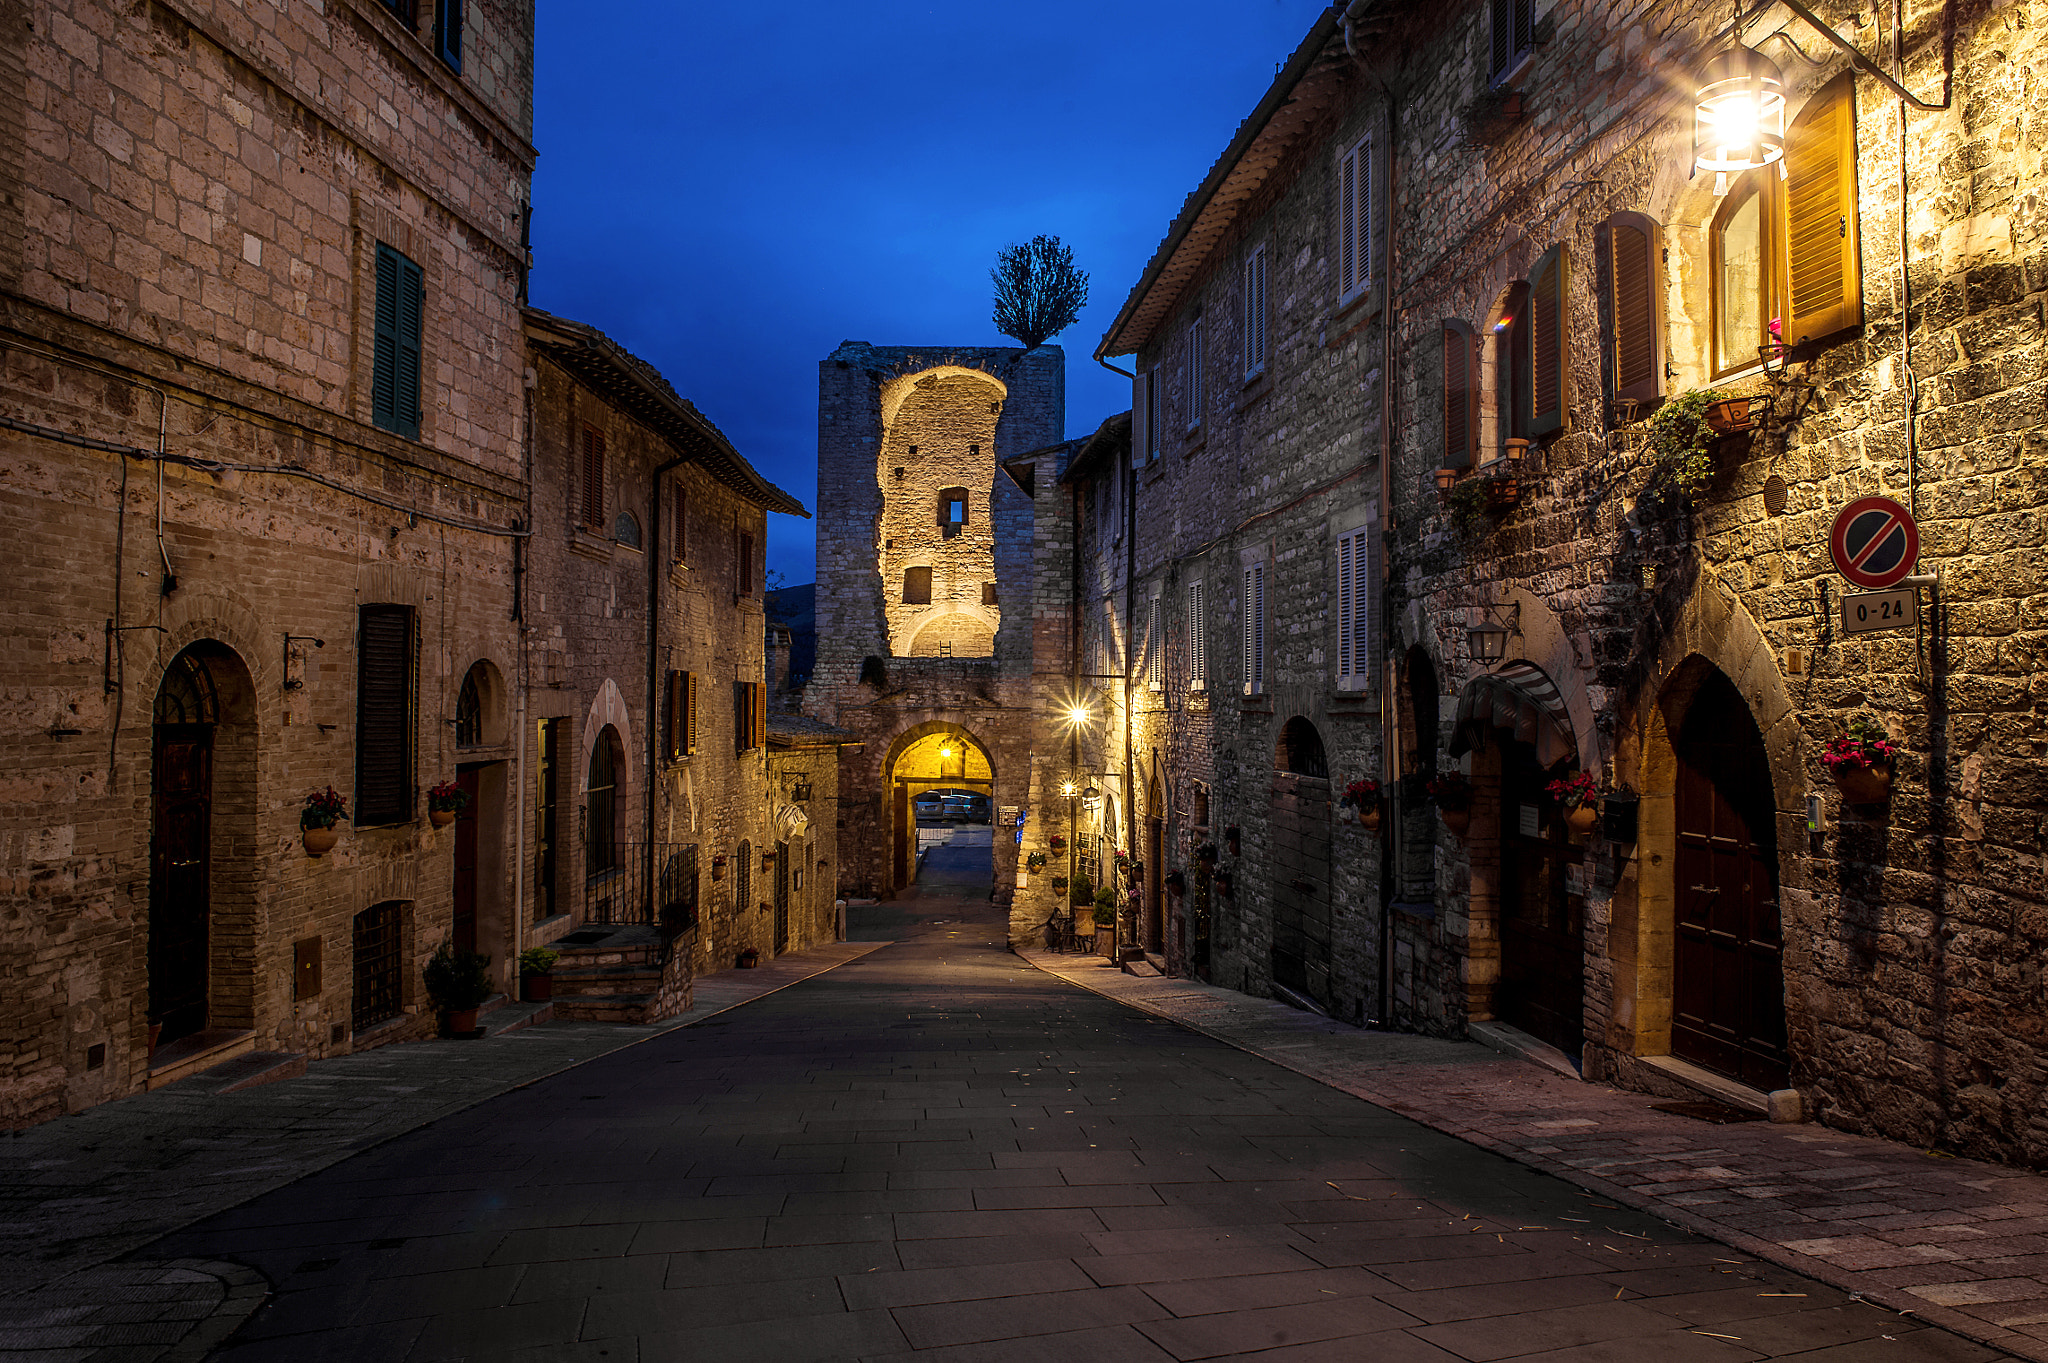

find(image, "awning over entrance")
[1449,662,1576,768]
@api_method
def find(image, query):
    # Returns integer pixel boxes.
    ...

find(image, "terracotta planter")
[430,808,456,828]
[1704,396,1761,433]
[1487,477,1520,506]
[302,825,339,857]
[737,949,760,968]
[521,973,553,1002]
[441,1007,480,1037]
[1434,467,1462,493]
[1565,803,1599,836]
[1834,763,1893,805]
[1439,807,1471,838]
[1357,806,1382,831]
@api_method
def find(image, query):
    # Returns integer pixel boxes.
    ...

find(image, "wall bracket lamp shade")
[1466,600,1521,664]
[1694,46,1785,180]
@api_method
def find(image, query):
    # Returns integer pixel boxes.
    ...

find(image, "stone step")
[145,1028,256,1090]
[549,964,662,997]
[480,1000,552,1037]
[550,992,660,1025]
[171,1049,307,1095]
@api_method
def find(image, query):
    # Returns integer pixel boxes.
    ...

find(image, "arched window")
[614,511,641,549]
[155,648,220,725]
[1275,717,1329,778]
[455,664,483,747]
[587,725,620,880]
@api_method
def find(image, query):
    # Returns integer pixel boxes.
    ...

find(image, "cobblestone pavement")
[1020,947,2048,1363]
[79,848,2013,1361]
[0,941,885,1361]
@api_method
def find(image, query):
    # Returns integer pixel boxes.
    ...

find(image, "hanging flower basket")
[1704,396,1763,433]
[301,786,347,856]
[1433,466,1462,494]
[1823,717,1898,806]
[1439,807,1470,839]
[1546,771,1600,836]
[303,826,339,857]
[1427,772,1472,840]
[1357,806,1382,831]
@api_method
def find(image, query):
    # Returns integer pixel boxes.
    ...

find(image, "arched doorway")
[585,724,623,921]
[882,723,994,895]
[1451,662,1585,1055]
[1145,770,1165,954]
[1673,669,1788,1089]
[149,642,254,1048]
[1270,717,1332,1009]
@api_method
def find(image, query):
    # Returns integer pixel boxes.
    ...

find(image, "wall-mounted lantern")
[1466,600,1521,665]
[1693,46,1785,190]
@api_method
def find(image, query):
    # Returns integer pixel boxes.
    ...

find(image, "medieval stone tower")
[806,343,1066,918]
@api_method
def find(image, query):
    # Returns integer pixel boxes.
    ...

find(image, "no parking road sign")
[1829,496,1919,590]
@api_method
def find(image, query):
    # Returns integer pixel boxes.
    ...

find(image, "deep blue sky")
[530,1,1328,585]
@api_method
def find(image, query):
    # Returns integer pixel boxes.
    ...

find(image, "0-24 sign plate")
[1840,587,1918,636]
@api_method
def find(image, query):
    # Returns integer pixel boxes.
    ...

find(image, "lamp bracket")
[1722,0,1950,111]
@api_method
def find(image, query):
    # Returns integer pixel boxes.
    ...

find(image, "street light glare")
[1065,703,1090,726]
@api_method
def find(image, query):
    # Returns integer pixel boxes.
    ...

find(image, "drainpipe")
[1122,455,1138,956]
[513,367,535,961]
[1375,74,1400,1027]
[647,453,688,922]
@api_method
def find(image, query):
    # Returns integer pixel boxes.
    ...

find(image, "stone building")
[802,343,1067,926]
[1093,0,2048,1166]
[520,308,817,1017]
[0,0,536,1123]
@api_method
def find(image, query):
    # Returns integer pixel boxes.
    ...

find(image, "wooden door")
[452,767,480,954]
[773,839,790,953]
[1496,739,1585,1054]
[1146,816,1164,952]
[1269,772,1333,1006]
[1674,673,1789,1089]
[149,725,213,1044]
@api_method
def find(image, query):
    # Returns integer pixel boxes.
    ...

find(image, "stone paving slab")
[1017,946,2048,1363]
[0,940,886,1359]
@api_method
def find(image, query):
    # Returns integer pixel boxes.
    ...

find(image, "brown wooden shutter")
[752,683,767,750]
[355,605,414,825]
[1441,321,1475,468]
[737,529,754,595]
[672,482,687,563]
[1527,244,1570,437]
[1606,212,1664,404]
[665,669,683,761]
[1784,80,1860,345]
[581,428,605,528]
[685,671,698,754]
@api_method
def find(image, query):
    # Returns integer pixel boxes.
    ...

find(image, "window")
[981,581,998,606]
[1336,526,1378,693]
[586,726,620,879]
[351,902,403,1034]
[581,427,605,529]
[1489,0,1534,86]
[613,512,640,549]
[454,663,482,747]
[736,840,752,915]
[903,565,932,605]
[1192,784,1210,828]
[1242,246,1268,378]
[1526,244,1570,436]
[665,669,697,760]
[536,718,559,920]
[1442,321,1476,469]
[1186,315,1204,429]
[1146,592,1164,692]
[1603,212,1664,404]
[379,0,416,27]
[1339,135,1373,302]
[1187,579,1206,690]
[938,487,968,537]
[734,681,766,755]
[671,481,687,563]
[434,0,462,71]
[1709,80,1862,375]
[736,527,755,595]
[1241,563,1265,697]
[371,243,423,439]
[355,605,415,825]
[1132,369,1160,465]
[660,845,698,932]
[1496,281,1530,447]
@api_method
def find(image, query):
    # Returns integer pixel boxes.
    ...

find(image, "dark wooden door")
[1674,674,1789,1089]
[1497,739,1584,1054]
[452,766,480,954]
[149,725,213,1044]
[1269,772,1333,1006]
[773,839,790,953]
[1146,816,1164,953]
[535,719,559,921]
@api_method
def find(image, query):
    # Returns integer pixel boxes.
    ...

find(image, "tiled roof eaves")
[523,307,810,518]
[1058,411,1134,487]
[1096,8,1352,360]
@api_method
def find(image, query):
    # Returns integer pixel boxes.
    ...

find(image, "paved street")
[116,846,2005,1363]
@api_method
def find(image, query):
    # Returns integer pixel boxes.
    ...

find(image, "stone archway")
[880,721,995,895]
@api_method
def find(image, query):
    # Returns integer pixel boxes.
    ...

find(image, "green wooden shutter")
[1442,321,1475,468]
[372,245,399,433]
[396,252,423,439]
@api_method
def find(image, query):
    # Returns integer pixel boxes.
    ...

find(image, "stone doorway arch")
[880,721,995,895]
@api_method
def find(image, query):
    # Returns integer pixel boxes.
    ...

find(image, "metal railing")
[582,841,699,929]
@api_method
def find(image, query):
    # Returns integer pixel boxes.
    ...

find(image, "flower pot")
[441,1007,480,1037]
[302,826,339,857]
[430,808,456,828]
[1834,764,1893,805]
[1357,806,1382,831]
[1434,467,1462,493]
[521,973,553,1002]
[1565,803,1598,836]
[737,949,760,969]
[1439,807,1470,838]
[1704,397,1760,433]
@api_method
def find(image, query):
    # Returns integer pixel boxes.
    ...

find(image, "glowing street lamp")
[1694,46,1785,193]
[1060,780,1078,799]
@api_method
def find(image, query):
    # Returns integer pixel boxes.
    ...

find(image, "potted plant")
[517,946,559,1002]
[1427,772,1473,838]
[1164,868,1186,894]
[1824,716,1897,805]
[737,945,761,968]
[1051,875,1069,894]
[1093,887,1118,930]
[300,786,347,857]
[1049,833,1067,853]
[427,780,468,828]
[1642,388,1729,510]
[1546,770,1600,835]
[423,940,493,1037]
[1434,466,1462,494]
[1026,851,1048,873]
[1339,777,1382,830]
[1446,477,1494,541]
[1071,874,1094,907]
[1194,841,1218,867]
